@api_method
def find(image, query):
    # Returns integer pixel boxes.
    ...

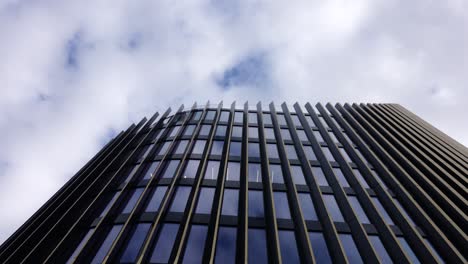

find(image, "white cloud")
[0,0,466,243]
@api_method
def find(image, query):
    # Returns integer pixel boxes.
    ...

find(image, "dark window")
[248,228,268,263]
[142,162,159,180]
[222,189,239,216]
[248,163,262,183]
[248,190,264,218]
[146,186,168,212]
[339,147,353,162]
[169,186,191,212]
[175,140,189,154]
[192,140,206,154]
[183,225,208,263]
[285,145,298,160]
[226,162,240,181]
[182,160,200,179]
[397,237,419,263]
[291,115,301,126]
[298,193,318,220]
[348,196,370,224]
[100,191,121,217]
[220,111,230,122]
[196,187,215,214]
[232,126,243,137]
[234,112,243,123]
[211,140,225,156]
[321,147,335,161]
[340,234,363,264]
[199,125,212,136]
[370,169,389,190]
[215,125,227,137]
[393,199,415,226]
[122,188,144,214]
[297,130,308,141]
[67,228,95,263]
[124,165,139,183]
[248,126,259,138]
[290,165,306,185]
[278,230,300,264]
[309,232,331,263]
[323,195,345,222]
[248,143,260,158]
[215,227,237,264]
[281,129,292,140]
[150,223,179,263]
[137,145,152,161]
[192,111,202,121]
[304,146,317,160]
[311,166,329,186]
[372,198,395,225]
[184,125,196,136]
[423,238,443,263]
[267,144,279,159]
[277,114,287,125]
[313,130,324,142]
[353,169,369,188]
[264,128,275,140]
[248,112,258,124]
[269,164,284,184]
[230,142,242,157]
[333,168,350,187]
[355,148,369,164]
[274,192,291,219]
[369,236,392,264]
[263,114,272,125]
[161,160,180,178]
[205,111,216,121]
[92,225,123,263]
[121,223,151,262]
[205,161,220,180]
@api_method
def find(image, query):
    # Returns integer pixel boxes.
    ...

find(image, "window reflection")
[311,167,329,186]
[234,112,243,123]
[277,115,287,126]
[220,111,230,122]
[291,115,301,126]
[353,169,369,188]
[175,140,189,154]
[248,113,258,124]
[248,127,259,138]
[248,228,268,263]
[248,143,260,158]
[184,125,196,136]
[309,232,331,263]
[205,111,216,121]
[285,145,298,160]
[92,225,123,264]
[305,116,315,127]
[297,130,308,141]
[157,141,172,156]
[150,223,179,263]
[298,193,318,220]
[313,131,324,142]
[161,160,180,178]
[192,140,206,154]
[222,189,239,216]
[169,126,181,137]
[204,161,220,180]
[121,223,151,262]
[264,128,275,140]
[303,146,317,160]
[372,198,395,225]
[230,142,242,157]
[267,144,279,159]
[215,125,227,137]
[122,188,144,214]
[146,186,168,212]
[348,196,370,224]
[196,187,215,214]
[215,227,237,264]
[274,192,291,219]
[281,129,292,140]
[323,195,345,222]
[248,190,264,218]
[232,126,243,137]
[263,114,272,125]
[333,168,350,188]
[397,237,420,264]
[169,186,191,212]
[248,163,262,183]
[143,161,160,180]
[339,234,363,264]
[393,199,415,226]
[211,141,225,156]
[182,160,200,179]
[182,225,208,264]
[369,236,392,264]
[226,162,240,181]
[321,147,335,161]
[339,148,353,163]
[278,230,300,264]
[290,165,306,185]
[199,125,212,136]
[269,164,284,184]
[192,111,202,121]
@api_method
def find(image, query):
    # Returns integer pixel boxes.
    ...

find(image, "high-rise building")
[0,102,466,263]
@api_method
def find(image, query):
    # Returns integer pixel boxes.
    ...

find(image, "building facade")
[0,102,466,263]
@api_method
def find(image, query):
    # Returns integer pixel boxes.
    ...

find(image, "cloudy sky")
[0,0,467,244]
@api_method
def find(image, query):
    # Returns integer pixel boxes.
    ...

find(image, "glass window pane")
[340,234,363,264]
[313,131,324,142]
[291,115,301,126]
[277,115,287,125]
[100,191,121,217]
[234,112,243,123]
[150,223,179,263]
[215,125,227,137]
[222,189,239,216]
[175,140,189,154]
[92,225,123,264]
[369,235,392,264]
[333,168,350,188]
[312,167,329,186]
[297,130,308,141]
[305,116,315,127]
[285,145,298,160]
[290,165,306,185]
[248,127,259,138]
[220,111,230,122]
[137,145,152,162]
[122,188,144,214]
[121,223,151,262]
[215,227,237,264]
[199,125,212,136]
[353,169,369,188]
[192,140,206,154]
[230,142,242,157]
[393,199,415,226]
[146,186,168,212]
[248,113,258,124]
[205,161,220,180]
[169,186,191,212]
[281,129,292,140]
[182,160,200,179]
[263,114,272,125]
[192,111,202,121]
[309,232,331,264]
[372,198,395,225]
[278,230,300,264]
[248,190,264,218]
[328,131,339,143]
[370,169,389,190]
[321,147,335,162]
[298,193,318,220]
[248,143,260,158]
[355,148,369,164]
[142,161,160,180]
[169,126,181,137]
[157,141,172,156]
[304,146,317,160]
[348,196,370,224]
[267,144,279,159]
[323,195,345,222]
[196,187,215,214]
[226,162,240,181]
[161,160,180,179]
[184,125,196,136]
[205,111,216,121]
[211,141,225,155]
[248,228,268,263]
[248,163,262,183]
[397,237,420,264]
[264,128,275,140]
[274,192,291,219]
[182,225,208,263]
[232,126,243,137]
[339,148,352,163]
[270,164,284,184]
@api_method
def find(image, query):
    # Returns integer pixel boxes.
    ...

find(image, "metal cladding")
[0,102,466,264]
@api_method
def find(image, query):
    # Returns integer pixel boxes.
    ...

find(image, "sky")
[0,0,467,244]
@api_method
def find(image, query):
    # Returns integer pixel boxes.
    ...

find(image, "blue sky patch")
[216,53,270,90]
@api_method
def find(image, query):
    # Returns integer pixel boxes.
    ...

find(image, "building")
[0,102,466,263]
